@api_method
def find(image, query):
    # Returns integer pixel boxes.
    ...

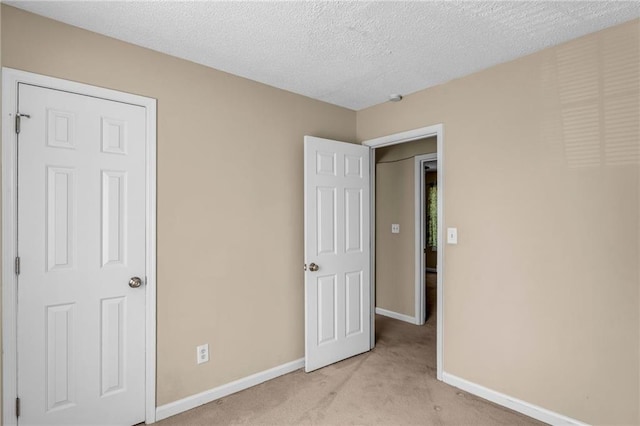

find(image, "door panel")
[304,136,370,372]
[17,83,146,425]
[45,303,75,412]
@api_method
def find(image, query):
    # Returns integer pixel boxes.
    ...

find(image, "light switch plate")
[391,224,400,234]
[447,227,458,244]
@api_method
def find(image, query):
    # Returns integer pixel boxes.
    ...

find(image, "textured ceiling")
[6,1,640,110]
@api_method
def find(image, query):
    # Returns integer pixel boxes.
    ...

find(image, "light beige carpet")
[158,276,543,425]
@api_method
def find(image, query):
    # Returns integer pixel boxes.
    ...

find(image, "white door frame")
[415,153,437,326]
[1,68,158,425]
[363,124,444,381]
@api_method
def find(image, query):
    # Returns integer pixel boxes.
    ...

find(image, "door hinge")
[15,256,20,275]
[15,397,20,418]
[15,113,31,134]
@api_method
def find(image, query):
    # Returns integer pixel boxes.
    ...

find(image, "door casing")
[363,124,444,381]
[1,68,158,425]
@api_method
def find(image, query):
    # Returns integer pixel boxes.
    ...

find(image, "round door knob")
[129,276,143,288]
[309,263,319,272]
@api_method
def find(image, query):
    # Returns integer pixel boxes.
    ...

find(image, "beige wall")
[376,137,437,162]
[1,5,356,406]
[375,158,414,317]
[375,138,436,317]
[358,19,640,425]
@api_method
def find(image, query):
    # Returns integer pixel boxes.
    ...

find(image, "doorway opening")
[363,124,444,380]
[416,155,438,326]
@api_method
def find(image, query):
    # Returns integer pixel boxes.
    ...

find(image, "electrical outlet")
[196,344,209,364]
[391,224,400,234]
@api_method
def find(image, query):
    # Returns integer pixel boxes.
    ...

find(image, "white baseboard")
[375,307,418,325]
[155,358,305,421]
[442,372,588,426]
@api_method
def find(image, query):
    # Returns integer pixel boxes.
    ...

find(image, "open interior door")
[304,136,370,372]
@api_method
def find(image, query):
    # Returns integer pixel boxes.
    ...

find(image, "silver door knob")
[129,276,143,288]
[308,263,319,272]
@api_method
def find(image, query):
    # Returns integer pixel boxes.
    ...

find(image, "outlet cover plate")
[197,343,209,364]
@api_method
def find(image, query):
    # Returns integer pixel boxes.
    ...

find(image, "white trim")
[363,123,444,381]
[375,307,418,325]
[2,69,19,426]
[436,128,444,381]
[414,154,437,326]
[1,68,157,425]
[442,372,589,426]
[369,150,376,350]
[156,358,305,421]
[144,85,158,424]
[363,125,440,149]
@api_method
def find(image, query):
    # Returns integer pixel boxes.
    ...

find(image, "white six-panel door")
[17,83,146,425]
[304,136,370,372]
